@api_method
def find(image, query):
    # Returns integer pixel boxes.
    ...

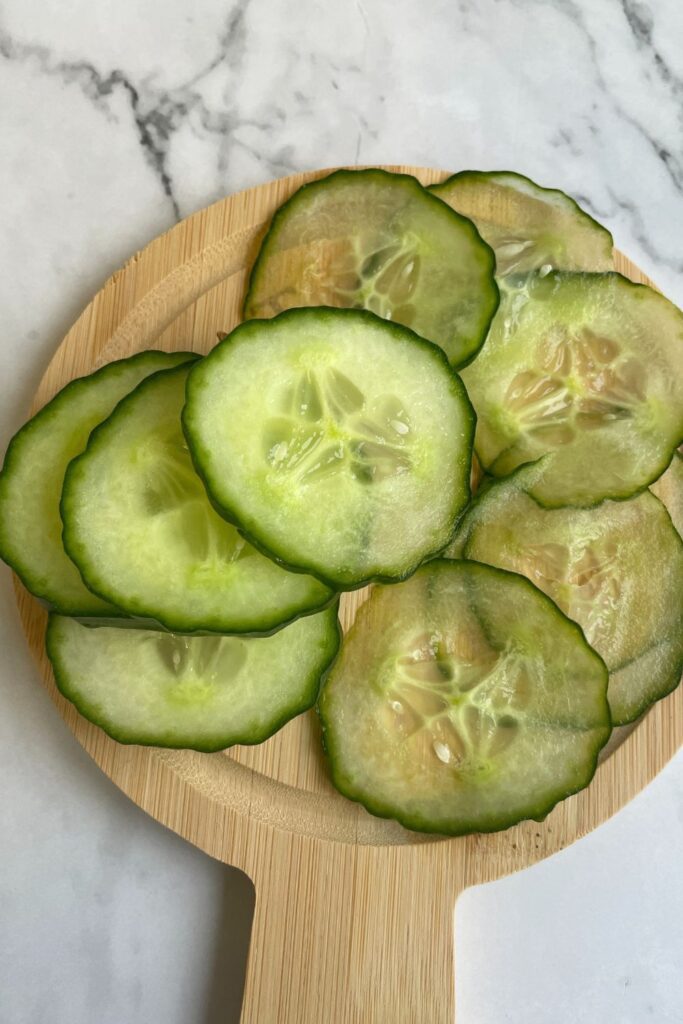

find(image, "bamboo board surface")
[14,166,683,1023]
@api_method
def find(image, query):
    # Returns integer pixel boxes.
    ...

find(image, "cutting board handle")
[238,837,461,1023]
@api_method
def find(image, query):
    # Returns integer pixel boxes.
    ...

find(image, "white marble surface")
[1,0,682,1021]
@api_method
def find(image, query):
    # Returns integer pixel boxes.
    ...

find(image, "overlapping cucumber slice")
[461,272,683,507]
[0,350,195,616]
[47,605,340,751]
[318,560,610,835]
[5,165,681,812]
[430,170,613,274]
[183,308,474,590]
[62,363,333,634]
[651,451,683,537]
[244,169,499,367]
[448,463,683,724]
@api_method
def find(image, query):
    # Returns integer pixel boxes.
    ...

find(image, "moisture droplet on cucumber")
[0,350,195,616]
[430,170,613,275]
[183,308,475,590]
[461,272,683,507]
[61,363,333,634]
[243,168,499,367]
[318,560,610,835]
[46,604,340,751]
[447,463,683,724]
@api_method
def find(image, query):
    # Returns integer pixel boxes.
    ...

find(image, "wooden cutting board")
[15,166,683,1024]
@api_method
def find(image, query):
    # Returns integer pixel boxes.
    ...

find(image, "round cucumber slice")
[183,308,474,590]
[244,168,499,368]
[62,363,333,634]
[651,450,683,537]
[46,605,341,751]
[461,272,683,507]
[318,560,610,835]
[430,170,613,275]
[448,463,683,724]
[0,350,195,616]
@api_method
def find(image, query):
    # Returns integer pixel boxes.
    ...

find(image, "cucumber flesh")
[46,605,340,751]
[183,308,475,590]
[0,350,195,616]
[62,363,333,634]
[651,451,683,538]
[461,272,683,507]
[448,464,683,724]
[430,170,613,275]
[318,560,610,835]
[244,168,499,368]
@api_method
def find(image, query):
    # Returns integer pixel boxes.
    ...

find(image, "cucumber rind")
[317,560,611,836]
[243,167,500,369]
[61,363,335,635]
[46,605,342,752]
[0,349,196,617]
[51,593,340,639]
[183,307,477,591]
[319,749,602,836]
[429,169,614,274]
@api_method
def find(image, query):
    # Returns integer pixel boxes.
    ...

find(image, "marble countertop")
[1,1,682,1021]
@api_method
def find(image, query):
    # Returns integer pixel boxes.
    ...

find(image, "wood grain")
[14,166,682,1023]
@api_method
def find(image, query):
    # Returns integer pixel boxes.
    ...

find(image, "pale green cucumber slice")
[183,308,474,590]
[651,451,683,537]
[244,168,499,368]
[448,463,683,724]
[430,170,613,274]
[318,560,610,835]
[460,272,683,507]
[0,350,195,616]
[62,363,333,634]
[46,605,340,751]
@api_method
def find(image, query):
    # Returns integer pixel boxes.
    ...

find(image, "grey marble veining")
[1,0,682,292]
[1,1,682,1022]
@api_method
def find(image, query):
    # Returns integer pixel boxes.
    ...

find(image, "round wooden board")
[15,167,683,1023]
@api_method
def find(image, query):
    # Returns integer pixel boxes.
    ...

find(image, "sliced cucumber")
[318,560,610,835]
[244,168,499,368]
[448,463,683,724]
[46,605,340,751]
[0,350,195,616]
[651,451,683,537]
[62,363,333,634]
[430,170,613,275]
[183,309,474,590]
[460,272,683,507]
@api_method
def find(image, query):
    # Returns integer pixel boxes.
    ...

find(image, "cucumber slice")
[460,272,683,507]
[244,168,499,368]
[0,350,195,616]
[62,363,333,634]
[651,451,683,537]
[430,170,613,275]
[183,308,474,590]
[46,605,340,751]
[318,560,610,835]
[448,463,683,724]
